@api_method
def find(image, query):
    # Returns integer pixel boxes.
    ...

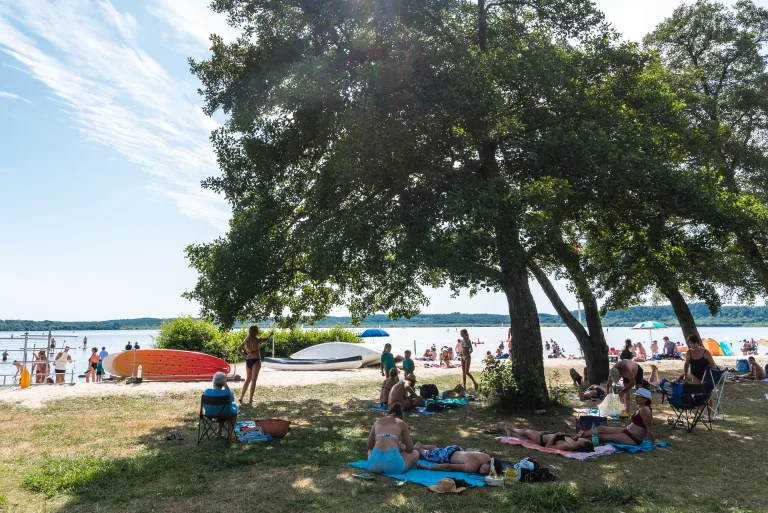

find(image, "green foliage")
[505,483,585,513]
[22,456,113,497]
[548,371,571,406]
[0,318,171,331]
[155,316,238,360]
[478,358,518,410]
[155,317,360,360]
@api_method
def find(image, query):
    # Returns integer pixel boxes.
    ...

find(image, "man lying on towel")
[413,443,501,475]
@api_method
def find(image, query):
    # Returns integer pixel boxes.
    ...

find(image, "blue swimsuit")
[422,445,463,464]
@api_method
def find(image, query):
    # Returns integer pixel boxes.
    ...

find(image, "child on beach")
[401,350,415,374]
[380,343,395,377]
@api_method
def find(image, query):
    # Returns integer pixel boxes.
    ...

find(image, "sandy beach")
[0,356,740,409]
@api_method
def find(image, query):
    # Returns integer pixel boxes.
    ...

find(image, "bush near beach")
[155,317,361,360]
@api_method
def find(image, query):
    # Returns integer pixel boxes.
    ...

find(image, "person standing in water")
[237,326,268,404]
[459,329,478,390]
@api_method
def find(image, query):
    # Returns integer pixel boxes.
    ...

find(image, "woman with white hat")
[577,388,656,446]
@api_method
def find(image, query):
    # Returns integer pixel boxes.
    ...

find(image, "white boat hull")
[291,342,382,366]
[263,355,364,371]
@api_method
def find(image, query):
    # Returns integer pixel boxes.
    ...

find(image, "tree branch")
[528,261,589,340]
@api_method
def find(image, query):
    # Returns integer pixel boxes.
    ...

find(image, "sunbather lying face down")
[503,425,595,452]
[413,443,501,475]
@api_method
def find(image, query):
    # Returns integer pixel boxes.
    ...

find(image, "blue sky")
[0,0,753,321]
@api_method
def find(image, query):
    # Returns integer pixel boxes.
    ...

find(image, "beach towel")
[348,459,485,488]
[607,440,671,453]
[364,404,435,415]
[498,436,616,460]
[432,398,469,408]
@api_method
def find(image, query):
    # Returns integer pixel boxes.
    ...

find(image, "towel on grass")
[434,397,469,408]
[348,459,485,488]
[498,436,616,460]
[364,404,435,415]
[607,440,671,453]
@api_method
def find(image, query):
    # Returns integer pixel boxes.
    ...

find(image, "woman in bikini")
[33,350,48,384]
[577,388,657,446]
[379,367,399,406]
[459,329,478,389]
[366,404,418,474]
[683,334,717,384]
[237,326,268,404]
[503,425,595,452]
[87,347,100,383]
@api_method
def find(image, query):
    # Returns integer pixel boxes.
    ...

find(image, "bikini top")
[631,409,646,430]
[376,433,400,440]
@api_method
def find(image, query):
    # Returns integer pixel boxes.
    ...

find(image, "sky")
[0,0,753,322]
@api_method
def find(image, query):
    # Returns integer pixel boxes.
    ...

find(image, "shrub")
[478,358,519,409]
[156,318,361,360]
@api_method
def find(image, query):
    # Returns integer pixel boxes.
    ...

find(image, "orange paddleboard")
[102,350,230,381]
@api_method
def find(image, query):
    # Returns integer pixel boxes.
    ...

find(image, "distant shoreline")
[2,303,768,331]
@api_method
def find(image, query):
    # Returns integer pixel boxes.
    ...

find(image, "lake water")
[1,326,765,384]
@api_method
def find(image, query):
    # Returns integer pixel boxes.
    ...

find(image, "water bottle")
[137,364,143,378]
[591,422,599,447]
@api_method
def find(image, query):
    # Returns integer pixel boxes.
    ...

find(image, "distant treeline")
[1,304,767,332]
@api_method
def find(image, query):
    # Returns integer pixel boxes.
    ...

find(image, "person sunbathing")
[634,342,647,362]
[578,381,607,401]
[414,443,501,475]
[440,384,466,399]
[577,388,656,446]
[439,349,454,368]
[379,367,400,406]
[388,374,422,411]
[742,356,766,380]
[366,404,418,474]
[503,425,595,452]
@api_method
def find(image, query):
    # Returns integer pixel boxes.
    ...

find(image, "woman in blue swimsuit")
[366,405,419,474]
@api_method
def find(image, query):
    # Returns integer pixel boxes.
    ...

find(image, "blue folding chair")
[659,368,724,432]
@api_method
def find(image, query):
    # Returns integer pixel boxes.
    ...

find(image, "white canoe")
[291,342,383,366]
[263,355,363,371]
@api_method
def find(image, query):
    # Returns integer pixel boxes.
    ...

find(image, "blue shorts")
[423,445,462,464]
[367,447,406,475]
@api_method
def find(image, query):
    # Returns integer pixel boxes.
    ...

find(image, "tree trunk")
[529,262,609,384]
[500,263,548,407]
[478,0,488,51]
[662,286,700,342]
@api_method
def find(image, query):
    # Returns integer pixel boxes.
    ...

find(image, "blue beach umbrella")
[630,321,668,344]
[359,328,390,338]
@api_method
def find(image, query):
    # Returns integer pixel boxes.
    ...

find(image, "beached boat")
[263,355,363,371]
[291,342,383,366]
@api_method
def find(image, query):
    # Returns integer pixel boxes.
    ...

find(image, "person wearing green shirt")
[401,350,415,374]
[380,343,395,377]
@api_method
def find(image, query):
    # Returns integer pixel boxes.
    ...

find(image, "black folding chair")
[197,394,237,445]
[660,382,712,432]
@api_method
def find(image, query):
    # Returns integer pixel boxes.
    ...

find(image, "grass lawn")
[1,369,766,513]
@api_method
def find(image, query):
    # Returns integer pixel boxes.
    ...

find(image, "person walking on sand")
[237,326,268,405]
[459,329,478,390]
[54,346,72,383]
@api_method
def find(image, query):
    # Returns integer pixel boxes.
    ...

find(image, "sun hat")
[635,388,652,400]
[428,478,466,494]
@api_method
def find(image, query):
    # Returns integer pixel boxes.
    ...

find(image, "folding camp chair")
[197,394,237,445]
[702,368,726,421]
[660,382,713,432]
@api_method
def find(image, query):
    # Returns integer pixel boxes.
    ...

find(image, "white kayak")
[263,355,364,371]
[291,342,383,366]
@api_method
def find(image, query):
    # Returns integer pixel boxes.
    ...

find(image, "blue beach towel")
[607,440,671,454]
[348,459,485,488]
[364,404,435,415]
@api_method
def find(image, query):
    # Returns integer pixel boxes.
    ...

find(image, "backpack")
[419,384,439,400]
[736,359,750,373]
[513,459,555,483]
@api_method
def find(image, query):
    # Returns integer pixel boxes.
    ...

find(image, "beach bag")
[420,384,439,400]
[20,367,31,389]
[513,459,555,483]
[736,359,750,373]
[597,393,622,417]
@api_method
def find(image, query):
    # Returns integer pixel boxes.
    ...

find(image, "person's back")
[203,372,238,417]
[753,361,766,380]
[366,407,417,474]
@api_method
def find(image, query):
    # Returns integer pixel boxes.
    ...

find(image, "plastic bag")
[597,393,622,417]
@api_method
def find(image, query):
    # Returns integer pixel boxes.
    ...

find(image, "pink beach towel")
[498,436,616,460]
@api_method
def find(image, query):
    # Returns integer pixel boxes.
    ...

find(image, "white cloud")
[0,0,230,230]
[147,0,239,57]
[0,90,31,103]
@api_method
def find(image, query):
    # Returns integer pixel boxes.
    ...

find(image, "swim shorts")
[367,447,406,474]
[422,445,463,464]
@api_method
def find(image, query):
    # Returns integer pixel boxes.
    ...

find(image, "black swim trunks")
[623,366,644,386]
[246,358,261,369]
